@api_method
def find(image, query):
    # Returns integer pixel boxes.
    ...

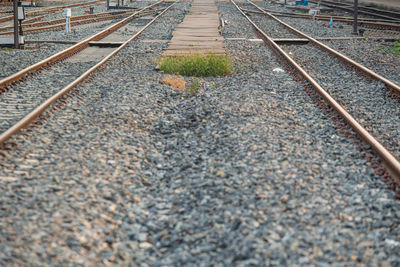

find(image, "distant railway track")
[0,0,174,148]
[245,2,400,94]
[234,0,400,198]
[0,10,135,32]
[0,8,161,35]
[309,0,400,22]
[243,7,400,24]
[0,0,104,23]
[242,8,400,32]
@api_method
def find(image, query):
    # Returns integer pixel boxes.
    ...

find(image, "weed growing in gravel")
[187,77,201,96]
[0,47,11,55]
[385,40,400,55]
[158,53,232,77]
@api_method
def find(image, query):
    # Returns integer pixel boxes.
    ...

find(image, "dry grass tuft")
[162,75,186,91]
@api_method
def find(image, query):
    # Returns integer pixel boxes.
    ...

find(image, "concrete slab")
[65,47,115,63]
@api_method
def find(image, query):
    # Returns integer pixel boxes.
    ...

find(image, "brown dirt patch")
[162,75,186,91]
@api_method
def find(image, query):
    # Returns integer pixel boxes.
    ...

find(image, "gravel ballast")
[280,41,400,160]
[1,1,400,266]
[322,39,400,85]
[0,1,158,77]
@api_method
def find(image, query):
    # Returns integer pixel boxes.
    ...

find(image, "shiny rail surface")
[0,0,174,146]
[231,0,400,194]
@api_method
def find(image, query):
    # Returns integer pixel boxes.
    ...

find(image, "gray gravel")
[1,0,400,266]
[238,1,400,161]
[253,1,400,38]
[0,60,96,134]
[0,2,169,134]
[0,1,162,78]
[0,43,69,79]
[0,1,105,27]
[282,42,400,160]
[322,38,400,84]
[244,1,357,38]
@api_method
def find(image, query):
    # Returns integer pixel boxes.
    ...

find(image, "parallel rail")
[248,1,400,95]
[313,0,400,20]
[0,0,175,146]
[0,1,162,90]
[232,0,400,191]
[241,8,400,31]
[309,0,400,22]
[0,0,104,23]
[0,10,136,32]
[0,9,159,35]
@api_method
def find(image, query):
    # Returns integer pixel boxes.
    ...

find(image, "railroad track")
[235,0,400,198]
[0,0,174,149]
[0,0,104,23]
[0,10,138,32]
[0,8,161,35]
[241,8,400,32]
[316,0,400,19]
[309,0,400,22]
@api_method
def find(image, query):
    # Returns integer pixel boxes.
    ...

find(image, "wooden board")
[163,0,226,56]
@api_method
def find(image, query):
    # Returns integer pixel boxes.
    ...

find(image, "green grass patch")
[158,53,232,77]
[385,40,400,55]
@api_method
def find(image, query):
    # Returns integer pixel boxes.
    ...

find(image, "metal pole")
[19,20,23,36]
[353,0,358,34]
[13,0,19,49]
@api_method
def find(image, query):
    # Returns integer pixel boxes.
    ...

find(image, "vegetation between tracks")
[158,53,232,77]
[385,40,400,55]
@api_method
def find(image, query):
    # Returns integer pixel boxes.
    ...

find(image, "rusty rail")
[0,1,175,146]
[0,10,156,35]
[241,8,400,30]
[232,0,400,184]
[0,1,162,90]
[248,1,400,95]
[0,0,104,23]
[23,10,138,28]
[308,0,400,22]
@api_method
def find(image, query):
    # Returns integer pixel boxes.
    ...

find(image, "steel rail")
[22,10,138,28]
[0,10,155,33]
[248,1,400,95]
[231,0,400,181]
[241,8,400,27]
[308,0,400,22]
[0,1,163,90]
[0,15,45,32]
[0,1,104,23]
[0,1,175,146]
[24,12,132,28]
[313,0,400,20]
[0,10,13,15]
[0,10,152,35]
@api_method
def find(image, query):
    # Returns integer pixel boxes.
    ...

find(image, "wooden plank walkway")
[163,0,225,56]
